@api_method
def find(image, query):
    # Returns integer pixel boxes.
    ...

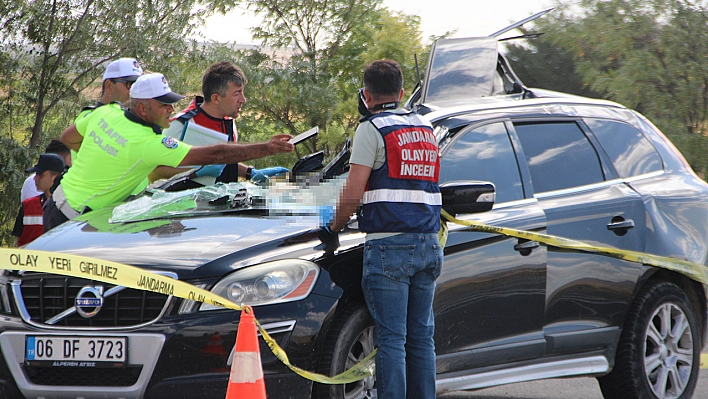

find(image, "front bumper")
[0,293,338,399]
[1,331,164,399]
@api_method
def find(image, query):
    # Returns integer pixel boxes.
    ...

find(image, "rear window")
[584,118,663,178]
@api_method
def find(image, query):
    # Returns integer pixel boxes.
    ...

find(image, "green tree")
[0,0,237,245]
[505,29,601,98]
[0,0,222,147]
[240,0,382,150]
[362,10,427,95]
[533,0,708,176]
[231,1,428,160]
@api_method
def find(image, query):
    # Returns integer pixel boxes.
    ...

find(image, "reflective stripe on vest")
[362,188,442,205]
[23,216,43,225]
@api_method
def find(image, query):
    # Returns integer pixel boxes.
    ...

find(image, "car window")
[584,118,663,178]
[439,122,524,203]
[514,122,604,193]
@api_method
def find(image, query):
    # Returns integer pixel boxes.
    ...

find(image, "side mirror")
[440,181,495,215]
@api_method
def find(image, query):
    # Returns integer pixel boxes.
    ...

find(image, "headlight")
[200,260,320,310]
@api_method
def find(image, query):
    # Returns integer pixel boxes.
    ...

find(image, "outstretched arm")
[179,134,294,166]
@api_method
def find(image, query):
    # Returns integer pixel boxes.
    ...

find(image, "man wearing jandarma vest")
[319,59,443,399]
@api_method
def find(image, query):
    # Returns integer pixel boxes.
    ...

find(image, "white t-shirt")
[20,175,41,201]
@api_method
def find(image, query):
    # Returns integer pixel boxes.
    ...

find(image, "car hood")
[28,207,322,271]
[27,180,348,272]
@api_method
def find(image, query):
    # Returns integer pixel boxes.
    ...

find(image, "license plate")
[25,336,127,365]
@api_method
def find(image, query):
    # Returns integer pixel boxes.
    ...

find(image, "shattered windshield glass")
[109,177,347,224]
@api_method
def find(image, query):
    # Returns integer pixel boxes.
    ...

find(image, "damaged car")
[1,11,707,399]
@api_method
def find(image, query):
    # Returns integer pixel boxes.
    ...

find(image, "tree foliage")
[235,1,428,160]
[248,0,381,68]
[362,10,427,94]
[0,0,236,245]
[505,30,601,98]
[510,0,708,176]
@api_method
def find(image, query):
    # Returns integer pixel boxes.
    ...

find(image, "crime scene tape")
[441,210,708,285]
[3,212,708,384]
[0,248,375,385]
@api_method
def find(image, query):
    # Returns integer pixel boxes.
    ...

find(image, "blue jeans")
[362,233,443,399]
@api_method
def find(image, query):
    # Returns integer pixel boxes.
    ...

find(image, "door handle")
[607,219,635,231]
[514,239,539,255]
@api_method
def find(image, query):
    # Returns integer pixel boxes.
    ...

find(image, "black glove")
[316,226,340,255]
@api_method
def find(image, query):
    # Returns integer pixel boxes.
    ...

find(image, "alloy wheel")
[343,325,377,399]
[643,302,694,399]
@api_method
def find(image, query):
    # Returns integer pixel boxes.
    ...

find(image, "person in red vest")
[13,153,65,246]
[155,61,288,184]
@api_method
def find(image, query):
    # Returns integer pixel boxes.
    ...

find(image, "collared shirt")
[61,103,191,211]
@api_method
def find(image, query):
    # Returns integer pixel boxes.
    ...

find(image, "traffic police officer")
[44,73,293,231]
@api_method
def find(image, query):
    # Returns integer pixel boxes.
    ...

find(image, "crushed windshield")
[110,176,347,223]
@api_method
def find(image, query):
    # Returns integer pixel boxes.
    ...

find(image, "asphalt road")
[438,367,708,399]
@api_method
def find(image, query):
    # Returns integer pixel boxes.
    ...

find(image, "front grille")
[23,364,142,386]
[16,275,171,328]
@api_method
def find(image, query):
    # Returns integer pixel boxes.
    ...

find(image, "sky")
[199,0,557,44]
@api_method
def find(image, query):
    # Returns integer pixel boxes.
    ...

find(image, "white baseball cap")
[103,57,143,81]
[129,73,184,104]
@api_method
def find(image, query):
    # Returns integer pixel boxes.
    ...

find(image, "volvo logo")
[75,286,104,318]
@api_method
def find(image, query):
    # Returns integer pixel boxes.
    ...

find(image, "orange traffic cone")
[225,306,267,399]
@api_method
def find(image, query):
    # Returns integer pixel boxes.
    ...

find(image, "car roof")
[409,8,628,121]
[422,92,628,123]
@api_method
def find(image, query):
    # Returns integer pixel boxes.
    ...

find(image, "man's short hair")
[363,60,403,99]
[202,62,248,101]
[45,139,70,156]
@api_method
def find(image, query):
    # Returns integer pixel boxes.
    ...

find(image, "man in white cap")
[43,73,294,231]
[75,57,144,121]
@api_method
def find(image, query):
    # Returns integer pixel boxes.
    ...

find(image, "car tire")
[315,303,376,399]
[597,281,700,399]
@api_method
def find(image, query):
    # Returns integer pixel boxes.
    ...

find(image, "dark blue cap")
[26,153,65,174]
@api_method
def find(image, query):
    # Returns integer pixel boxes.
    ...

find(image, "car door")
[434,120,548,374]
[510,119,649,356]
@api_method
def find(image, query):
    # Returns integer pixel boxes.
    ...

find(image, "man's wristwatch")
[244,166,254,180]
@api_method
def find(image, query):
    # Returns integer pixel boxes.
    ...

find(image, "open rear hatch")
[407,8,553,112]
